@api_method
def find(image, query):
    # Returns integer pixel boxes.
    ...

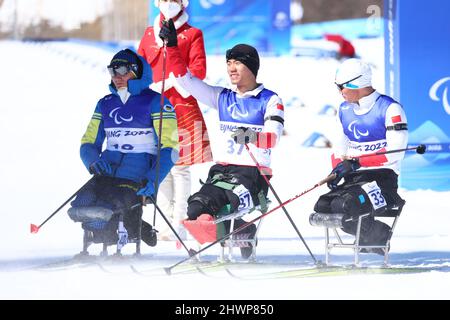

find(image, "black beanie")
[226,44,260,77]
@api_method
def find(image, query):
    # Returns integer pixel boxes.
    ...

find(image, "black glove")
[89,159,112,176]
[159,19,177,47]
[327,159,361,190]
[231,127,258,145]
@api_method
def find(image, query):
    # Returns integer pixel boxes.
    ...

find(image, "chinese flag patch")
[391,115,402,123]
[276,104,284,111]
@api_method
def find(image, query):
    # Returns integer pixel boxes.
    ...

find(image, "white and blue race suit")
[332,91,408,174]
[80,54,179,184]
[174,72,284,170]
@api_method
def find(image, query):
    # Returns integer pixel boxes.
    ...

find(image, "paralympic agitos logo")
[348,120,369,140]
[429,77,450,116]
[109,107,133,125]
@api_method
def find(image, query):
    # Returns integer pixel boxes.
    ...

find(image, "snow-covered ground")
[1,39,449,301]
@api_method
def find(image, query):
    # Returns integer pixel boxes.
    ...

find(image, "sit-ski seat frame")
[81,215,142,257]
[310,199,405,266]
[186,172,270,262]
[214,203,268,262]
[186,199,270,262]
[69,206,143,257]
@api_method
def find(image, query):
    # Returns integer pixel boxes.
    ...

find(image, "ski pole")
[164,173,336,275]
[244,144,318,264]
[30,176,96,234]
[144,196,196,257]
[356,144,426,159]
[152,41,169,226]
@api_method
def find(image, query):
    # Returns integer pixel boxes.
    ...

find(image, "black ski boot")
[141,220,158,247]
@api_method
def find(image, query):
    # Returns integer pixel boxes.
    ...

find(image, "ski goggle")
[335,74,362,91]
[107,64,138,77]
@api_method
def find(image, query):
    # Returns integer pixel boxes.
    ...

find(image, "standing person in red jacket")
[138,0,212,240]
[324,34,356,60]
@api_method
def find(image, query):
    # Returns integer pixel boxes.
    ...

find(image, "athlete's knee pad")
[187,193,219,220]
[314,187,348,213]
[314,195,333,213]
[329,187,371,215]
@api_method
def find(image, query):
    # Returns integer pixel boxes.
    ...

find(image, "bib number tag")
[232,184,254,212]
[361,181,386,210]
[117,221,128,250]
[227,139,244,155]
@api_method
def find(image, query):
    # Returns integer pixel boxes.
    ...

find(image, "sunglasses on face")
[335,74,362,91]
[107,64,137,77]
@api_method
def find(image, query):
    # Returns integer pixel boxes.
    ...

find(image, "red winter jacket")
[138,13,212,165]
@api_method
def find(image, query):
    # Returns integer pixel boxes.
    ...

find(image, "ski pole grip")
[319,173,337,186]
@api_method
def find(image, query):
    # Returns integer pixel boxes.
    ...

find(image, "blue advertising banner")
[385,0,450,190]
[187,0,290,55]
[148,1,290,55]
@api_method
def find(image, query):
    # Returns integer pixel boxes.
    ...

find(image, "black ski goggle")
[107,64,138,77]
[335,74,362,91]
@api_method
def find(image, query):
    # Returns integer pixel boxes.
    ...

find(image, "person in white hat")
[138,0,212,241]
[313,58,409,253]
